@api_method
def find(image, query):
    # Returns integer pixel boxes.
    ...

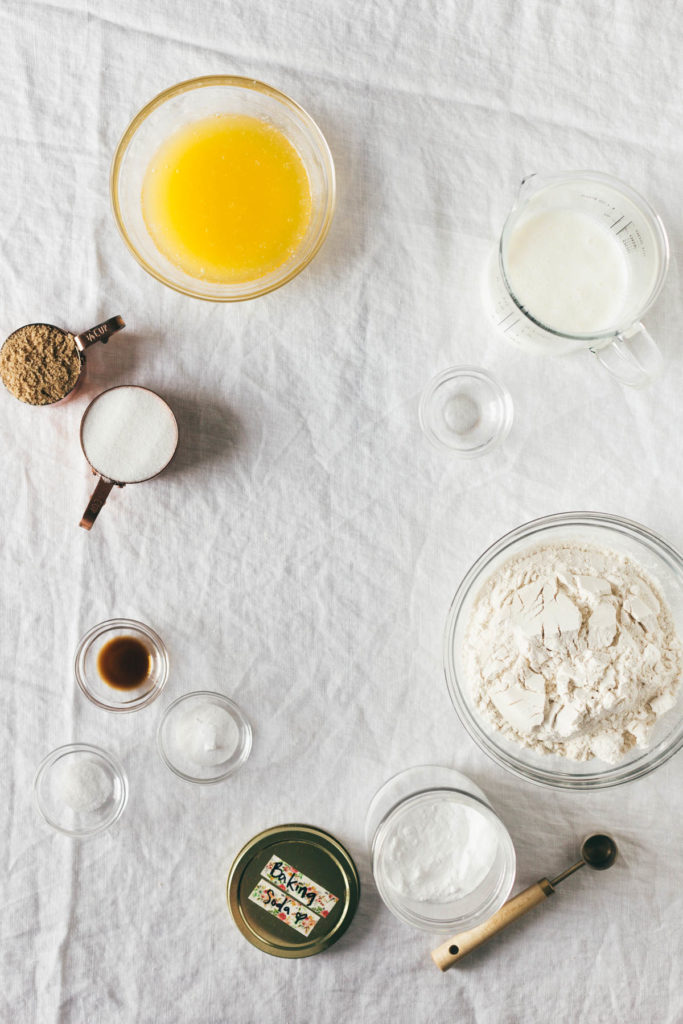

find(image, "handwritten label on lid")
[247,879,320,936]
[261,854,339,918]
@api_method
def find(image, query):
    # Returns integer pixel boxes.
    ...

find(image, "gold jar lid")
[227,823,360,959]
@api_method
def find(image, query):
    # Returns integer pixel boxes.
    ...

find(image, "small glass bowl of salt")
[34,743,128,837]
[157,691,252,784]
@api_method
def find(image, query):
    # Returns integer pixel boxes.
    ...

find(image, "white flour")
[464,543,682,764]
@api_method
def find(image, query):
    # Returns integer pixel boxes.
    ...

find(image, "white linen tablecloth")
[2,1,683,1021]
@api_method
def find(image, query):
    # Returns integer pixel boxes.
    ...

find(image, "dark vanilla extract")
[97,636,151,690]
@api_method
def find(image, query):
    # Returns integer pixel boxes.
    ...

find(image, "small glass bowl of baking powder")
[445,511,683,790]
[34,743,128,837]
[366,765,516,934]
[157,691,252,784]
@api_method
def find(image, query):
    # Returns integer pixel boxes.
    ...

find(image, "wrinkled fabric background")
[2,1,683,1021]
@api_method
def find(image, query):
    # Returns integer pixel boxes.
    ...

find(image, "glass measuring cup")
[486,171,670,387]
[79,385,178,530]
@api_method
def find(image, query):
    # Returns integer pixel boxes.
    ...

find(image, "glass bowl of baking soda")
[445,512,683,790]
[366,766,516,934]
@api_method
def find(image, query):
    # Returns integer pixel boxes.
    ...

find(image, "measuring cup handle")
[79,477,117,531]
[593,322,663,389]
[74,315,126,351]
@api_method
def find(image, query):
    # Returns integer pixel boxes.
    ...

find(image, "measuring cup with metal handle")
[66,314,127,399]
[0,315,125,406]
[78,385,178,531]
[487,171,670,388]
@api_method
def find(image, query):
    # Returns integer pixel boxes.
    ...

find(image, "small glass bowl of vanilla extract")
[74,618,169,712]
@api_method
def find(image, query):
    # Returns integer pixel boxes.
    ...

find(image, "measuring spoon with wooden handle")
[431,833,617,971]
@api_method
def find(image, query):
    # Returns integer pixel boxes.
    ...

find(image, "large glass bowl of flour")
[445,512,683,790]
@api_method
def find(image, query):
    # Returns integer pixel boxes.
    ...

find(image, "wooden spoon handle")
[431,879,554,971]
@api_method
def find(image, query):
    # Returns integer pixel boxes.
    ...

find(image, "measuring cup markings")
[75,316,125,350]
[487,171,669,386]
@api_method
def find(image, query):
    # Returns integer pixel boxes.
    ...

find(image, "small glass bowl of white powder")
[157,691,252,784]
[366,766,515,934]
[34,743,128,837]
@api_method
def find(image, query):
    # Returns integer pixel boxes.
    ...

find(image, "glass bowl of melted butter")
[111,76,336,301]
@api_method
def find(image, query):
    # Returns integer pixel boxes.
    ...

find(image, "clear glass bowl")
[419,366,513,456]
[74,618,169,713]
[34,743,128,837]
[444,512,683,790]
[157,691,252,784]
[110,76,336,301]
[366,766,516,934]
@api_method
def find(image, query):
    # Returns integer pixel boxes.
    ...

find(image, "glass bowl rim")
[444,510,683,791]
[418,365,514,457]
[33,742,128,837]
[156,689,253,784]
[74,617,169,713]
[370,783,516,933]
[110,74,337,302]
[364,763,490,848]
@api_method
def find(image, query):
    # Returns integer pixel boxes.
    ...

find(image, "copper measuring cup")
[1,315,125,406]
[79,385,178,531]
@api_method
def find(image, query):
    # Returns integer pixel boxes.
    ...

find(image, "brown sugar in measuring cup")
[0,315,125,406]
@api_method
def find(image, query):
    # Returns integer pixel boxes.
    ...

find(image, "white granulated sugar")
[384,798,499,902]
[81,387,177,483]
[53,759,111,812]
[464,542,682,764]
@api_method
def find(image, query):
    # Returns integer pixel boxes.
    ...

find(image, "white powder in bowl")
[81,386,178,483]
[383,798,499,902]
[53,759,111,812]
[172,704,239,767]
[464,542,683,764]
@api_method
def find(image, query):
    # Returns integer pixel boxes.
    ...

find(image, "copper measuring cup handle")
[79,477,121,531]
[74,315,125,351]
